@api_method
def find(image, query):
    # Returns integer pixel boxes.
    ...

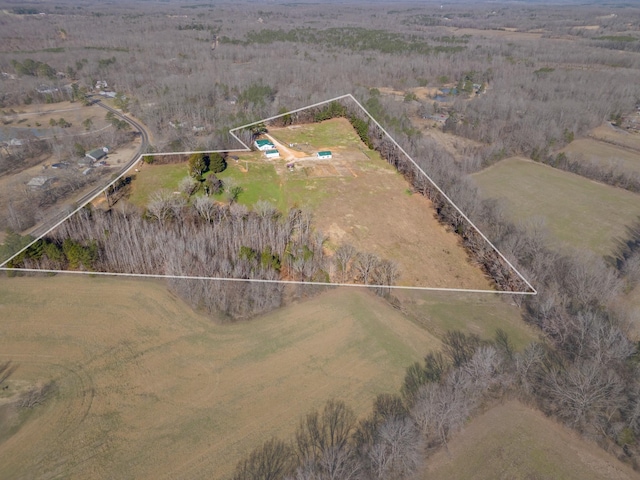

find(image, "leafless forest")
[3,0,640,478]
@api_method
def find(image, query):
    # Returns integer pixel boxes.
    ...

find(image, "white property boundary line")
[1,94,536,295]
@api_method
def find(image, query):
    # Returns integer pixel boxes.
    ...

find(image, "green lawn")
[127,162,189,207]
[473,157,640,256]
[212,161,283,208]
[128,154,334,212]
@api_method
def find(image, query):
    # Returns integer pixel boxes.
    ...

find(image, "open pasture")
[425,400,639,480]
[394,290,537,351]
[561,138,640,175]
[0,275,438,479]
[473,157,640,256]
[590,124,640,153]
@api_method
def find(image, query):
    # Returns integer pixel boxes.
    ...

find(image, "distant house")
[265,149,280,159]
[36,85,58,95]
[86,147,109,162]
[27,176,54,190]
[255,139,275,151]
[95,80,108,90]
[317,151,332,159]
[427,113,449,124]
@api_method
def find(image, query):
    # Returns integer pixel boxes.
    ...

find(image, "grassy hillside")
[395,290,537,351]
[0,275,439,479]
[425,401,640,480]
[473,157,640,256]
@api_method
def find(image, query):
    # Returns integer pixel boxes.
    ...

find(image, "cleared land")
[0,275,439,479]
[425,400,640,480]
[394,290,537,351]
[269,119,492,289]
[590,124,640,153]
[1,101,111,138]
[561,138,640,175]
[473,157,640,256]
[127,118,492,289]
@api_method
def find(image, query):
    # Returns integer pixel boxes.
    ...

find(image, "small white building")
[265,149,280,159]
[255,139,275,151]
[317,151,332,159]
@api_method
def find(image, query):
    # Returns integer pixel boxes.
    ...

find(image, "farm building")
[86,147,109,162]
[265,149,280,159]
[317,151,332,159]
[255,139,275,151]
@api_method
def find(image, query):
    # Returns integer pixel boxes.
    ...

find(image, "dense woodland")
[3,1,640,478]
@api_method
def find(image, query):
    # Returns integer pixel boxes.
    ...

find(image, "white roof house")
[265,149,280,159]
[255,139,275,151]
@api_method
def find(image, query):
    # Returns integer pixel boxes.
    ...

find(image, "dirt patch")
[426,400,640,480]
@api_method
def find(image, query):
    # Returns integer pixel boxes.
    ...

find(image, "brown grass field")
[394,290,538,351]
[562,138,640,175]
[473,157,640,257]
[268,119,493,290]
[425,400,640,480]
[0,275,441,479]
[590,124,640,153]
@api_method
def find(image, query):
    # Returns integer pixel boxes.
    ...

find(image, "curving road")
[26,99,150,240]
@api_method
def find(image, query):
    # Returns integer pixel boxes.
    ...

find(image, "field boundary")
[1,94,536,295]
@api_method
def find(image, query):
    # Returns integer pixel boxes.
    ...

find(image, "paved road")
[26,100,150,239]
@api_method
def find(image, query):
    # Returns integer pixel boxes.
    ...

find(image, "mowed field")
[473,157,640,256]
[425,401,640,480]
[0,275,439,479]
[562,138,640,175]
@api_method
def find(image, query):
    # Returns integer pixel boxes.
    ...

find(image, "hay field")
[0,275,439,479]
[425,401,640,480]
[473,157,640,256]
